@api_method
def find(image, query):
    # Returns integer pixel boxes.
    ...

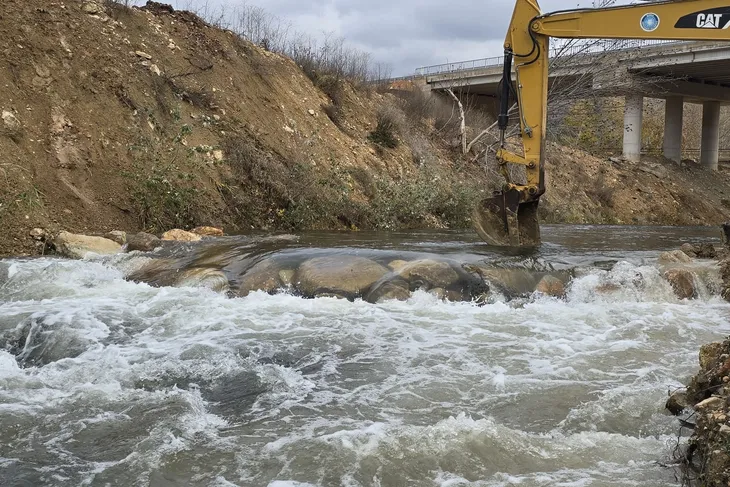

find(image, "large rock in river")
[161,229,202,242]
[126,232,162,252]
[535,275,565,297]
[238,259,286,297]
[663,268,696,299]
[395,259,459,290]
[658,250,692,265]
[681,243,717,259]
[295,256,389,299]
[53,231,122,259]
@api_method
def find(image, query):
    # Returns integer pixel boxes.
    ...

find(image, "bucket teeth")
[473,189,541,247]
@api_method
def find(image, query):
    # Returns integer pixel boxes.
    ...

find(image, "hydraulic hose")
[498,51,513,147]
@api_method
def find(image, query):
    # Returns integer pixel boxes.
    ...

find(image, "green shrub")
[368,108,400,149]
[125,134,200,232]
[127,165,198,232]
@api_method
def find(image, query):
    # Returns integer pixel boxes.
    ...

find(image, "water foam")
[0,253,728,485]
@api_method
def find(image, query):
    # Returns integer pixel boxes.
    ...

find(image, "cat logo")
[696,13,727,28]
[676,7,730,29]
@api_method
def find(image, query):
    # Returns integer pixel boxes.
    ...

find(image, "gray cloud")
[164,0,632,75]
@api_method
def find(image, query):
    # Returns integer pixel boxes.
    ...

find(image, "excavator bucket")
[473,188,541,247]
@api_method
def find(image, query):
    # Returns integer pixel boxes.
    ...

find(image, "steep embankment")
[2,0,730,257]
[1,0,480,256]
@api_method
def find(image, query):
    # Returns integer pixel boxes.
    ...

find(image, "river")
[1,225,729,486]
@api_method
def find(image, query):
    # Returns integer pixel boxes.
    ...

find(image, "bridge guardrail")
[414,39,685,77]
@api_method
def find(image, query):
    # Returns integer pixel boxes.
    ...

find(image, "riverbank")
[663,232,730,486]
[673,337,730,486]
[4,1,730,257]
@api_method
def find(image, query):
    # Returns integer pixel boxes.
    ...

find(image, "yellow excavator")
[474,0,730,247]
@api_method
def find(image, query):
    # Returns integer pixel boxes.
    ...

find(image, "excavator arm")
[474,0,730,247]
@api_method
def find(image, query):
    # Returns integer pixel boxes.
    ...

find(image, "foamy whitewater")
[1,226,729,486]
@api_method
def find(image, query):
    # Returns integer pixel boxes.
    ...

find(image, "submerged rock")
[296,256,389,299]
[161,229,202,242]
[395,259,459,290]
[238,259,283,296]
[53,231,121,259]
[175,267,229,292]
[364,277,411,303]
[467,265,542,298]
[11,319,91,367]
[427,287,463,301]
[663,268,696,299]
[387,259,409,271]
[535,275,565,297]
[126,258,176,284]
[126,232,162,252]
[278,269,295,287]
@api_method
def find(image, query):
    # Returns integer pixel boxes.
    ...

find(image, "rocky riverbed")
[26,225,730,306]
[4,225,730,486]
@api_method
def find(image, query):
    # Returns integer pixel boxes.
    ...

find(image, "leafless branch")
[445,89,467,154]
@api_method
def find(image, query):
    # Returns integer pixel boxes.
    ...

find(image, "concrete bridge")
[415,40,730,169]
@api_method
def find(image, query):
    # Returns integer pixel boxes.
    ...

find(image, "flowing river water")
[1,225,729,487]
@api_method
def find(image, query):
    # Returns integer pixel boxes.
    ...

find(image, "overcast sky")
[162,0,631,75]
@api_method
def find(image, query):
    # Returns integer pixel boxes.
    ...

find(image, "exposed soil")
[541,145,730,226]
[2,0,730,257]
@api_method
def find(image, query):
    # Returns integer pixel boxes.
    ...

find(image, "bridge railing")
[415,39,684,77]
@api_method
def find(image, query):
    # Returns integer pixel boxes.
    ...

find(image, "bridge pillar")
[701,101,720,171]
[623,94,643,162]
[662,96,683,163]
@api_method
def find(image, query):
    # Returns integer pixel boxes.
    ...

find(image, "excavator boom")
[475,0,730,247]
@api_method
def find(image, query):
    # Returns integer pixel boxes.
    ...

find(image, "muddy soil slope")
[2,0,730,256]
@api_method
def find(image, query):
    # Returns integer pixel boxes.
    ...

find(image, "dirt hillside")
[541,144,730,225]
[1,0,730,256]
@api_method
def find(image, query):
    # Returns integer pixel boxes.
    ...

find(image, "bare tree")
[445,89,467,154]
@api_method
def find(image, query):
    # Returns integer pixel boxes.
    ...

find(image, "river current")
[1,225,729,486]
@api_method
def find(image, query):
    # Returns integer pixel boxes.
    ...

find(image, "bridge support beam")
[663,97,683,163]
[623,94,643,162]
[701,101,720,171]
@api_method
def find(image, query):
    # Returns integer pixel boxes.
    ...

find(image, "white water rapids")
[1,227,730,486]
